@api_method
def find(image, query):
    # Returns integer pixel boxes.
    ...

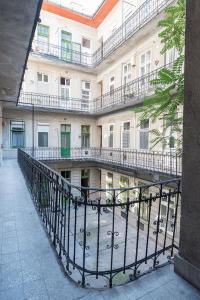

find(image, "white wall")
[23,60,100,99]
[2,108,100,158]
[38,10,98,53]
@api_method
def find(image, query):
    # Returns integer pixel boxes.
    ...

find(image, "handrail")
[18,147,181,288]
[23,146,182,176]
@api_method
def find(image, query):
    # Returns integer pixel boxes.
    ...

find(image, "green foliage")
[132,0,185,154]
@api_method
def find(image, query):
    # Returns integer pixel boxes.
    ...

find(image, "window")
[140,50,151,85]
[81,125,90,148]
[82,37,90,49]
[38,124,49,147]
[37,73,48,83]
[106,173,113,203]
[123,63,132,85]
[122,122,130,148]
[61,31,72,61]
[37,24,49,52]
[10,121,25,148]
[119,176,129,203]
[166,48,178,65]
[60,77,70,99]
[140,119,149,150]
[109,76,115,96]
[81,81,90,110]
[61,170,71,182]
[137,181,149,221]
[160,191,176,234]
[108,125,114,148]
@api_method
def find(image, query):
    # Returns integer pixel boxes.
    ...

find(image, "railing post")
[53,175,59,246]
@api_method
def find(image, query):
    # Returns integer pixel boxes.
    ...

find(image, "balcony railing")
[18,148,181,288]
[31,0,174,68]
[19,64,168,114]
[32,40,93,67]
[19,92,90,112]
[23,147,182,176]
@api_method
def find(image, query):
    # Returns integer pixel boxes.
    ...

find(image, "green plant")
[132,0,186,154]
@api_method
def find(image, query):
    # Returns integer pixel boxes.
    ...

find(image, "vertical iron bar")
[96,199,101,279]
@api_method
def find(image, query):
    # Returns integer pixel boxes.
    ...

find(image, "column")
[174,1,200,290]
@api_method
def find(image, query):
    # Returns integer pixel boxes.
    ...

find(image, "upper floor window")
[140,50,151,85]
[10,121,25,149]
[108,124,114,148]
[81,81,91,110]
[37,24,49,52]
[123,63,132,85]
[109,76,115,96]
[81,125,90,148]
[122,122,130,148]
[82,37,90,49]
[37,72,48,83]
[139,119,149,150]
[38,24,49,38]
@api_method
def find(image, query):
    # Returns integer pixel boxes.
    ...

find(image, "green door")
[61,31,72,62]
[61,124,71,157]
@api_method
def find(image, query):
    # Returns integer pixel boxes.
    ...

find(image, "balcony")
[23,147,182,177]
[31,0,174,69]
[18,65,164,115]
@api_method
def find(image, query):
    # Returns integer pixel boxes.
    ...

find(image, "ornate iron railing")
[18,148,181,288]
[19,64,168,114]
[23,147,182,176]
[32,0,174,68]
[19,92,90,112]
[32,40,93,67]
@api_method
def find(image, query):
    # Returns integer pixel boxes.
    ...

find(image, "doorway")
[60,124,71,158]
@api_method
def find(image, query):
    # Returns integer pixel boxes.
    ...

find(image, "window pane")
[37,73,42,82]
[82,38,90,48]
[140,131,149,149]
[43,74,48,82]
[38,132,48,147]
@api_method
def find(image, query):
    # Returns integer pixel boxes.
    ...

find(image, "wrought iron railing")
[19,64,168,114]
[23,147,182,176]
[19,92,90,112]
[32,0,174,68]
[18,148,181,288]
[32,40,93,67]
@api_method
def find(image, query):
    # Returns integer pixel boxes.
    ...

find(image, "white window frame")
[109,76,115,96]
[139,119,149,150]
[108,124,114,148]
[140,50,151,86]
[122,121,131,149]
[37,123,49,148]
[37,72,49,83]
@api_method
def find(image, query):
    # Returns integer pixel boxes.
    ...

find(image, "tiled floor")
[0,159,199,300]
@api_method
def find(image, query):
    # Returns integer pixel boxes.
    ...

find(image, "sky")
[50,0,105,16]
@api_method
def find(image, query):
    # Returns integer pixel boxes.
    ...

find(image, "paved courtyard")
[0,159,199,299]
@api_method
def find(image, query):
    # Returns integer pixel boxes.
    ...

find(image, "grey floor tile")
[0,285,25,300]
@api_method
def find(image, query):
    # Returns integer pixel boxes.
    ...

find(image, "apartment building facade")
[1,0,178,181]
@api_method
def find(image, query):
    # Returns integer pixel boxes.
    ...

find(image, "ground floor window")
[106,172,113,203]
[61,170,71,182]
[119,176,129,203]
[10,121,25,148]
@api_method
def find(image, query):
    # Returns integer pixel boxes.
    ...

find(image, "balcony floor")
[0,159,199,300]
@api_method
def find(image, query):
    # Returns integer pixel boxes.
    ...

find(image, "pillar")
[174,1,200,290]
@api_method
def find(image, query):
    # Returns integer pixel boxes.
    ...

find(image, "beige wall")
[2,108,100,158]
[23,60,100,99]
